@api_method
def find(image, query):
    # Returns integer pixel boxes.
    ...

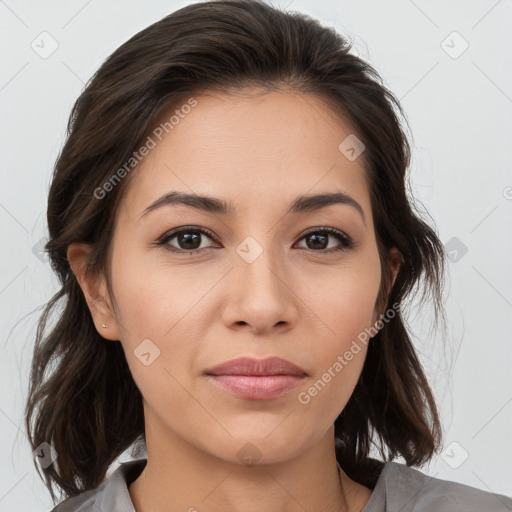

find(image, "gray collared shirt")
[50,458,512,511]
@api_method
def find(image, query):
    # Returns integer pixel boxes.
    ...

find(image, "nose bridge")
[224,232,297,329]
[234,233,287,298]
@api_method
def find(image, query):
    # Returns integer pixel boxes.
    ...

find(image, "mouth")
[205,374,305,400]
[204,356,307,400]
[205,356,307,377]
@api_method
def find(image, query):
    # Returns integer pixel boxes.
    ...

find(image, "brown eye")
[154,226,356,256]
[295,228,355,253]
[156,227,219,254]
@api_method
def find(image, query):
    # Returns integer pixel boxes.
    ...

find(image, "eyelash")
[154,226,357,256]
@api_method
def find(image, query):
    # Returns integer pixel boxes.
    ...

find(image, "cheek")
[298,256,381,344]
[111,248,213,341]
[111,265,204,424]
[296,257,380,392]
[294,284,378,430]
[109,253,214,397]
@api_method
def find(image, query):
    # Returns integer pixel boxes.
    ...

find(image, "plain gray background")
[1,0,511,510]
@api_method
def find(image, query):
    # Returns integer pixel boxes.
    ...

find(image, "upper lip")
[205,356,307,376]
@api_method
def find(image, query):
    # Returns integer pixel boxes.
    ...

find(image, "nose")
[221,247,299,335]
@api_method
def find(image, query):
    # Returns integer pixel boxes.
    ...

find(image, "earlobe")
[66,242,121,341]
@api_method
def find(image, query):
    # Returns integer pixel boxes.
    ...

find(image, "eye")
[154,226,356,255]
[155,226,219,254]
[294,227,356,253]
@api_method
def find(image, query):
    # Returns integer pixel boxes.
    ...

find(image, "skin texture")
[68,89,401,512]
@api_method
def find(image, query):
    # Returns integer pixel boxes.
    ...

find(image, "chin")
[212,433,305,467]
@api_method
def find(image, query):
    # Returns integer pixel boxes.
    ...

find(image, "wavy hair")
[25,0,447,503]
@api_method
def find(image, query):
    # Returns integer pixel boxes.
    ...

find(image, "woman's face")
[87,89,397,465]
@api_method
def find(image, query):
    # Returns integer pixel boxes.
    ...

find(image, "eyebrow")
[139,190,366,224]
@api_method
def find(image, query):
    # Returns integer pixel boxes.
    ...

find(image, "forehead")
[119,89,371,222]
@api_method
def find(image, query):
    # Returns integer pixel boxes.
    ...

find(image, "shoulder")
[49,459,146,512]
[375,461,512,512]
[48,486,101,512]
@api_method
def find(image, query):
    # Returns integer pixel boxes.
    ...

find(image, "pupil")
[179,232,200,250]
[308,233,327,250]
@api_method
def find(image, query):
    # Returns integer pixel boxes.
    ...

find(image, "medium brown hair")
[25,0,447,503]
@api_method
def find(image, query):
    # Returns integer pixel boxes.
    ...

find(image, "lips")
[205,356,307,377]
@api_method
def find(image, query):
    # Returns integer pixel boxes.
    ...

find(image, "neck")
[128,417,353,512]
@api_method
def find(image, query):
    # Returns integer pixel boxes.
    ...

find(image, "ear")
[67,242,121,341]
[372,247,402,326]
[388,247,402,290]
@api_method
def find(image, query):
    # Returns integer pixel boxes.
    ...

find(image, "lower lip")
[206,374,305,400]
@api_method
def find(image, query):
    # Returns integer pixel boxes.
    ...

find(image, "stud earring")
[102,323,108,328]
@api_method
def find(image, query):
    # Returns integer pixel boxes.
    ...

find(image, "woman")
[25,1,512,511]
